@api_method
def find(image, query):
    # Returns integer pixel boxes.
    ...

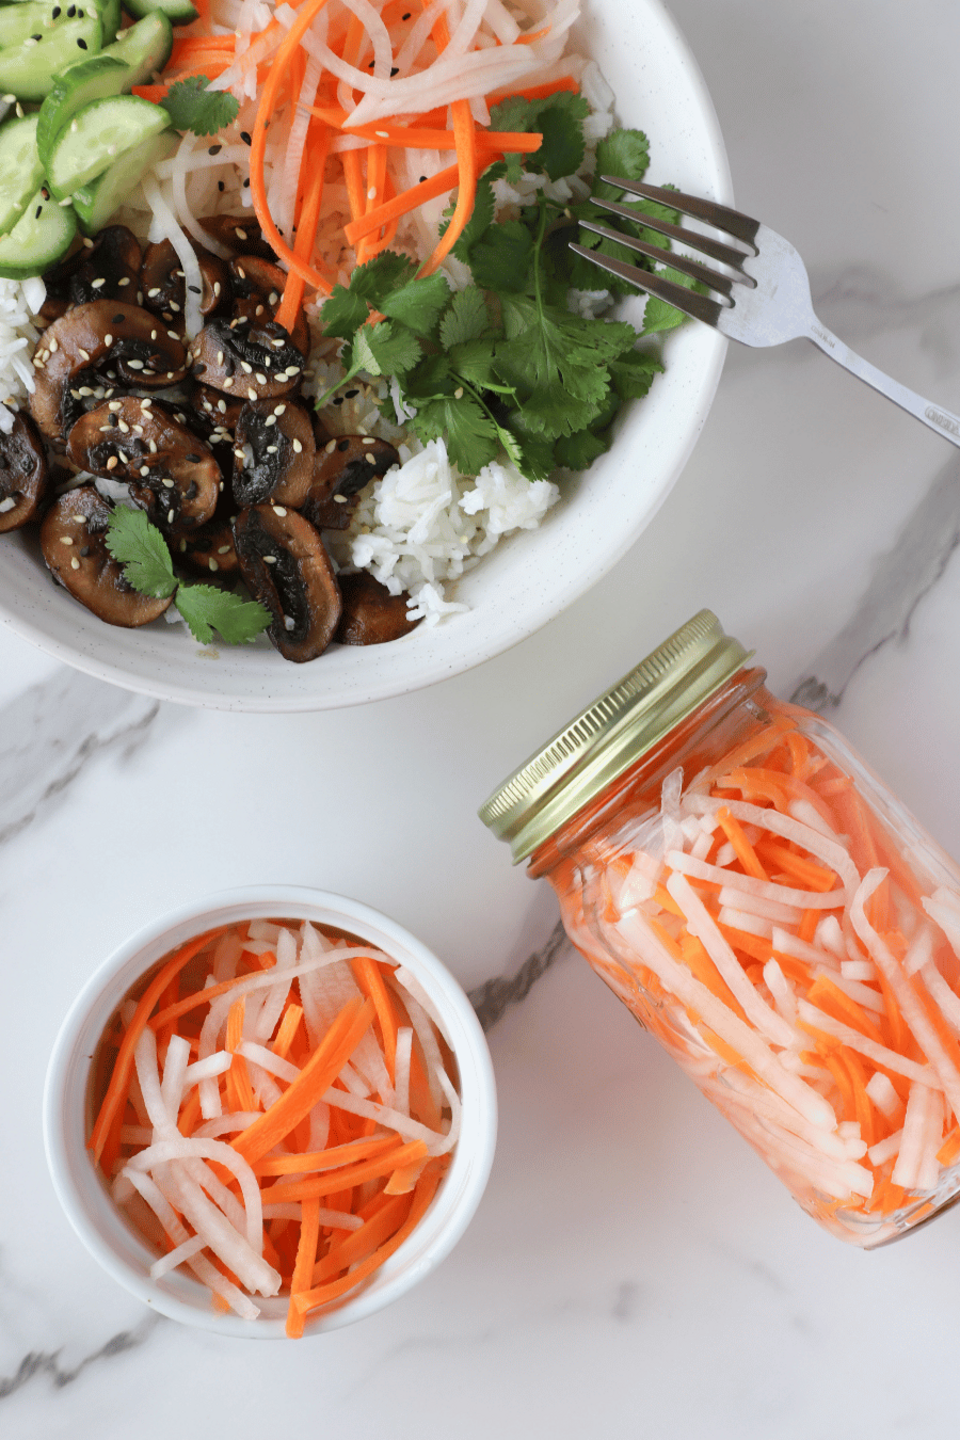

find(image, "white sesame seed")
[70,557,80,569]
[292,439,302,453]
[209,558,219,571]
[59,536,74,545]
[272,505,287,516]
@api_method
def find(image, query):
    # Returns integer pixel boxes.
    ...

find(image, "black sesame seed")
[419,175,427,183]
[66,5,75,15]
[79,545,90,556]
[76,35,87,45]
[188,285,200,294]
[30,32,42,40]
[390,66,398,75]
[240,130,252,145]
[112,313,125,324]
[34,205,42,219]
[218,180,225,191]
[52,5,60,14]
[208,144,222,155]
[185,454,201,463]
[344,388,359,398]
[337,439,349,451]
[242,178,250,188]
[402,10,410,17]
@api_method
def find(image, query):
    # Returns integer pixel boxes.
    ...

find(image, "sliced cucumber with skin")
[37,9,175,165]
[102,10,173,86]
[122,0,198,26]
[100,0,121,43]
[47,94,170,199]
[71,126,176,233]
[0,13,103,103]
[0,188,76,277]
[37,55,128,166]
[0,114,44,238]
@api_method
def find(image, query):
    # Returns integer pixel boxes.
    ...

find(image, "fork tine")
[568,243,724,327]
[600,178,761,251]
[577,219,737,298]
[590,195,756,277]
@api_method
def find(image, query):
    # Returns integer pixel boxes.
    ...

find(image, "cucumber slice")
[102,10,173,86]
[0,188,76,277]
[71,127,176,233]
[0,12,103,103]
[37,56,128,167]
[99,0,121,42]
[0,114,44,238]
[123,0,198,25]
[47,94,170,199]
[37,9,174,164]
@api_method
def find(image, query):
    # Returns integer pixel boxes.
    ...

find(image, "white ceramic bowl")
[43,885,497,1338]
[0,0,730,710]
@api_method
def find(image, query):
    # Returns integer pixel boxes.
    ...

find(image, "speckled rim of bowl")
[0,0,732,713]
[42,885,498,1338]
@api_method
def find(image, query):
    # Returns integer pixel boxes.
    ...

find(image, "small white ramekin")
[43,885,497,1338]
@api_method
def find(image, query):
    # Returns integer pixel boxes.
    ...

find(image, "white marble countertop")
[5,0,960,1434]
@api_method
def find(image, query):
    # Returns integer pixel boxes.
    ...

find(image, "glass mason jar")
[480,611,960,1247]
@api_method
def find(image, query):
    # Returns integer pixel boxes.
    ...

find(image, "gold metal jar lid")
[478,610,751,864]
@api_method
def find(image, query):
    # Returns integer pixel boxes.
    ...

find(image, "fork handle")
[806,317,960,449]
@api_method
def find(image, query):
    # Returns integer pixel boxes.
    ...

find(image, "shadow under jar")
[480,610,960,1246]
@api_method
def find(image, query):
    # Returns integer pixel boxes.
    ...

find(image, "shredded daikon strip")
[666,872,799,1048]
[613,908,837,1130]
[142,172,205,337]
[321,1087,451,1153]
[394,1027,413,1117]
[391,984,447,1110]
[717,887,802,925]
[816,915,847,958]
[124,1135,265,1255]
[763,958,798,1026]
[868,1129,903,1167]
[796,999,939,1086]
[852,870,960,1124]
[160,1034,191,1119]
[840,958,876,982]
[150,1234,207,1280]
[684,794,861,894]
[864,1071,903,1121]
[770,927,840,971]
[719,908,772,939]
[812,966,886,1014]
[125,1168,260,1319]
[184,1052,234,1086]
[892,1083,943,1191]
[193,1111,263,1137]
[238,1039,301,1083]
[918,960,960,1038]
[903,923,937,978]
[668,850,846,911]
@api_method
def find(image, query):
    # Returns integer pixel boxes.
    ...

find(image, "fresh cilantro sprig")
[105,507,271,646]
[317,90,690,479]
[162,75,239,138]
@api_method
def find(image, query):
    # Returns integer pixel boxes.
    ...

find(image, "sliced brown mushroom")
[334,571,421,646]
[191,381,245,434]
[176,479,241,579]
[66,396,220,534]
[232,398,315,507]
[30,302,189,441]
[302,434,399,530]
[189,314,306,403]
[229,256,310,354]
[232,503,341,662]
[42,226,142,315]
[196,214,276,261]
[0,413,49,532]
[39,485,173,627]
[140,238,232,329]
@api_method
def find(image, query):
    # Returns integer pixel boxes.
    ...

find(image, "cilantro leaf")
[449,169,497,260]
[104,507,177,598]
[641,266,704,335]
[494,294,637,439]
[349,252,417,305]
[468,219,533,293]
[403,352,454,399]
[353,321,421,378]
[409,392,500,474]
[449,337,511,393]
[175,584,272,646]
[592,129,651,201]
[318,283,370,342]
[553,427,611,470]
[379,272,450,338]
[535,104,585,182]
[162,76,239,138]
[439,287,489,348]
[608,348,663,400]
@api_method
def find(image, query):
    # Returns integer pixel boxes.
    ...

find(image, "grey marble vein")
[791,454,960,711]
[0,668,160,845]
[468,919,568,1032]
[0,1316,159,1401]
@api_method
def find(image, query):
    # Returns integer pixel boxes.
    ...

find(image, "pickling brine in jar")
[480,610,960,1246]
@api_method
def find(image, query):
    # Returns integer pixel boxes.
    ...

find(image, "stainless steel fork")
[571,180,960,449]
